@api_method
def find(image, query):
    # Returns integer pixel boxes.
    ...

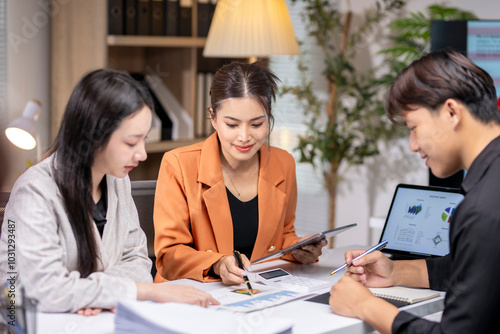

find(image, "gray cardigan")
[0,155,152,312]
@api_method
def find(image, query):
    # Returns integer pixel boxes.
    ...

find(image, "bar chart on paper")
[211,285,305,313]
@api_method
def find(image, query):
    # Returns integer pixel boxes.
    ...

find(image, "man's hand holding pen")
[330,240,388,276]
[337,241,395,288]
[329,242,400,323]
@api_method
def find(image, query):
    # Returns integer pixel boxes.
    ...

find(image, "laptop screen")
[379,184,464,259]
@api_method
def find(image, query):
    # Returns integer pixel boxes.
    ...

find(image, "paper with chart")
[210,283,310,313]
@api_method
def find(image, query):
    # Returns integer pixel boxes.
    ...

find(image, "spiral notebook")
[369,286,441,307]
[306,287,441,308]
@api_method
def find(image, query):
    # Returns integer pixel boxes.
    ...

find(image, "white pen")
[330,240,388,275]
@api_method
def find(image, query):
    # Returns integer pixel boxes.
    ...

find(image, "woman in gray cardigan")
[0,69,218,314]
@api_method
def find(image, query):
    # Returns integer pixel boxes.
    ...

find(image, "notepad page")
[369,286,441,304]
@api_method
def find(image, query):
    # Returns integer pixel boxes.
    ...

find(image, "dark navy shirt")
[393,135,500,333]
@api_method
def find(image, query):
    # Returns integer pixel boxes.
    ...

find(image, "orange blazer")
[154,133,301,282]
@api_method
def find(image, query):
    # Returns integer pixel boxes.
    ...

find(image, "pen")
[233,250,254,295]
[330,240,388,275]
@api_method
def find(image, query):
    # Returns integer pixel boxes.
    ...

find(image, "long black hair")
[49,69,154,277]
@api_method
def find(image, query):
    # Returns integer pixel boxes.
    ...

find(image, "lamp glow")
[5,99,41,151]
[203,0,300,58]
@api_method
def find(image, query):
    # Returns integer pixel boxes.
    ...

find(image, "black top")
[226,187,259,259]
[392,135,500,333]
[93,177,108,238]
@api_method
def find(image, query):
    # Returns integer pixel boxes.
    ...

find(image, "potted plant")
[284,1,477,247]
[283,0,404,246]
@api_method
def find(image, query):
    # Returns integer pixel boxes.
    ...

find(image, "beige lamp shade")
[203,0,300,58]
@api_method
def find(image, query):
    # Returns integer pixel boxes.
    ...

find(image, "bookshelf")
[51,0,225,180]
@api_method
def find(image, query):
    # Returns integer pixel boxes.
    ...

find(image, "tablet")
[251,223,357,264]
[378,184,463,260]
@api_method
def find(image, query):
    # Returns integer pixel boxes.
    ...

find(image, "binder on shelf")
[178,0,192,36]
[124,0,137,35]
[197,0,210,37]
[209,0,217,26]
[146,74,194,140]
[164,0,179,36]
[149,110,163,143]
[137,0,150,35]
[196,72,206,137]
[130,73,173,141]
[204,72,214,136]
[108,0,124,35]
[150,0,164,35]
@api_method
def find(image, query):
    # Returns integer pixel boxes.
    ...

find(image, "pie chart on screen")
[441,207,454,223]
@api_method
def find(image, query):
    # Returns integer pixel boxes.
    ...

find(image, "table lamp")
[202,0,300,62]
[5,99,41,152]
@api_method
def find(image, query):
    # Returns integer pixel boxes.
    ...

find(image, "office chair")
[130,180,157,278]
[0,192,10,235]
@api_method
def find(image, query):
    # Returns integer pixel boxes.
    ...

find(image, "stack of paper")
[115,300,294,334]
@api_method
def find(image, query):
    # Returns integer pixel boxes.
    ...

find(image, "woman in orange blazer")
[154,62,326,284]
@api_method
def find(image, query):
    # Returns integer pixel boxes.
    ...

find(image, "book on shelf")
[108,0,124,35]
[203,72,215,136]
[195,72,206,137]
[109,0,214,37]
[146,74,194,141]
[164,0,179,36]
[178,0,192,36]
[124,0,137,35]
[150,0,164,36]
[369,286,441,307]
[137,0,150,35]
[209,0,217,27]
[197,0,210,37]
[195,71,215,138]
[148,110,162,143]
[130,73,173,141]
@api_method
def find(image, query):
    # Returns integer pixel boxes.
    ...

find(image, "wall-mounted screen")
[429,20,500,188]
[468,21,500,98]
[431,20,500,98]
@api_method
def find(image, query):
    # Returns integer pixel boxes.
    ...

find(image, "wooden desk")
[36,246,444,333]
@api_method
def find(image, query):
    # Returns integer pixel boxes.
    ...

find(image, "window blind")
[270,0,330,236]
[0,0,6,126]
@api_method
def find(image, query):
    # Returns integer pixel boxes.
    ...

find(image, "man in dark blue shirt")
[329,49,500,333]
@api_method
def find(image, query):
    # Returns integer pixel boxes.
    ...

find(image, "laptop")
[379,183,464,260]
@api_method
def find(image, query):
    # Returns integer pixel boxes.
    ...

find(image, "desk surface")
[37,246,444,334]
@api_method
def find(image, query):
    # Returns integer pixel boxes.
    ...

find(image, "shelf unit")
[51,0,225,180]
